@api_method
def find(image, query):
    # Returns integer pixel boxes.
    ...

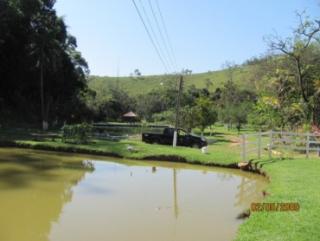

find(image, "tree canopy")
[0,0,89,127]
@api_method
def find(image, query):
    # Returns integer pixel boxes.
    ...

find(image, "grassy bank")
[0,128,240,166]
[1,127,319,240]
[236,157,320,241]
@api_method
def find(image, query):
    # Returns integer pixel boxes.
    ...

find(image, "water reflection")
[0,148,267,241]
[0,148,94,241]
[173,168,179,219]
[235,176,265,208]
[152,166,157,173]
[166,167,265,220]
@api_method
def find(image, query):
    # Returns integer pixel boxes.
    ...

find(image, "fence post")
[306,133,310,159]
[242,134,246,162]
[268,130,273,160]
[258,131,261,159]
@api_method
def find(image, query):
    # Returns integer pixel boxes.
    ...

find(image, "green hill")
[88,64,260,98]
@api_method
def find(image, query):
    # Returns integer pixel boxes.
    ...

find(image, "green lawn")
[22,138,238,165]
[236,157,320,241]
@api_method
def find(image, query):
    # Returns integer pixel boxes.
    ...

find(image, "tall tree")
[267,12,320,123]
[0,0,89,127]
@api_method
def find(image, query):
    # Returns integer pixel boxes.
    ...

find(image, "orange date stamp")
[251,202,300,212]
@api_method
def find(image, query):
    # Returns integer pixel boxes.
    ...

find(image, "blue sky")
[55,0,319,76]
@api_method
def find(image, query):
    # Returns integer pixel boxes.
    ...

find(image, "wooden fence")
[241,131,320,162]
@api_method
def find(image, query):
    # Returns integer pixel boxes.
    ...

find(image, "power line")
[154,0,178,71]
[147,0,176,70]
[132,0,182,148]
[137,0,172,72]
[132,0,170,72]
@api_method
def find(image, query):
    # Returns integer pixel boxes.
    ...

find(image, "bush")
[62,123,92,144]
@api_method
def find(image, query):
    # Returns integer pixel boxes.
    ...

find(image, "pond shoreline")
[0,140,268,177]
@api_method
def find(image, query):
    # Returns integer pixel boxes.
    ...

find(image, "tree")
[248,95,305,130]
[0,0,89,127]
[193,97,217,136]
[222,61,238,83]
[135,83,178,121]
[217,80,256,130]
[99,87,135,121]
[248,96,282,130]
[30,1,67,129]
[179,106,198,132]
[182,69,192,75]
[267,12,320,124]
[136,91,167,121]
[134,69,141,76]
[231,102,252,133]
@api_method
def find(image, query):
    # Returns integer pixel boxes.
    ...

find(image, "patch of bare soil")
[229,136,241,147]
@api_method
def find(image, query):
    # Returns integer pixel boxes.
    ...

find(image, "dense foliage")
[0,0,90,127]
[62,123,92,144]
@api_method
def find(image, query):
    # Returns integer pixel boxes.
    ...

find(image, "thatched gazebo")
[122,111,139,123]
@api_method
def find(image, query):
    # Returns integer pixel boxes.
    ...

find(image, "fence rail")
[241,130,320,162]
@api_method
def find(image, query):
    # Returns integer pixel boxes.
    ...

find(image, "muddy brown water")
[0,148,267,241]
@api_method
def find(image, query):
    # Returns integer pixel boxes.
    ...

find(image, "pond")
[0,148,267,241]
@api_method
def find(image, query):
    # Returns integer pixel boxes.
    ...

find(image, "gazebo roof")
[123,111,137,117]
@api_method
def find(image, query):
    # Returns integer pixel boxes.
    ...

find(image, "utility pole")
[173,75,183,147]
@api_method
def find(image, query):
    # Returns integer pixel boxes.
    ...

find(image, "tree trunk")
[313,95,320,126]
[295,58,309,103]
[40,50,48,131]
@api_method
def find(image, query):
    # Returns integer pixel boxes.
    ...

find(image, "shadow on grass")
[251,158,289,169]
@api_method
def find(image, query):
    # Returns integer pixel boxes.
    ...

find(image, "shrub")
[62,123,92,144]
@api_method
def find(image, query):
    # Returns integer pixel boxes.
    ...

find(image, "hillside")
[88,64,260,97]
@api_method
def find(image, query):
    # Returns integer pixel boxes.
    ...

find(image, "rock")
[237,209,250,219]
[201,146,208,154]
[238,162,249,169]
[127,145,138,153]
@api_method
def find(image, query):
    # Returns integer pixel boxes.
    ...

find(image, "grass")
[236,157,320,241]
[0,129,240,166]
[1,126,320,240]
[88,65,256,98]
